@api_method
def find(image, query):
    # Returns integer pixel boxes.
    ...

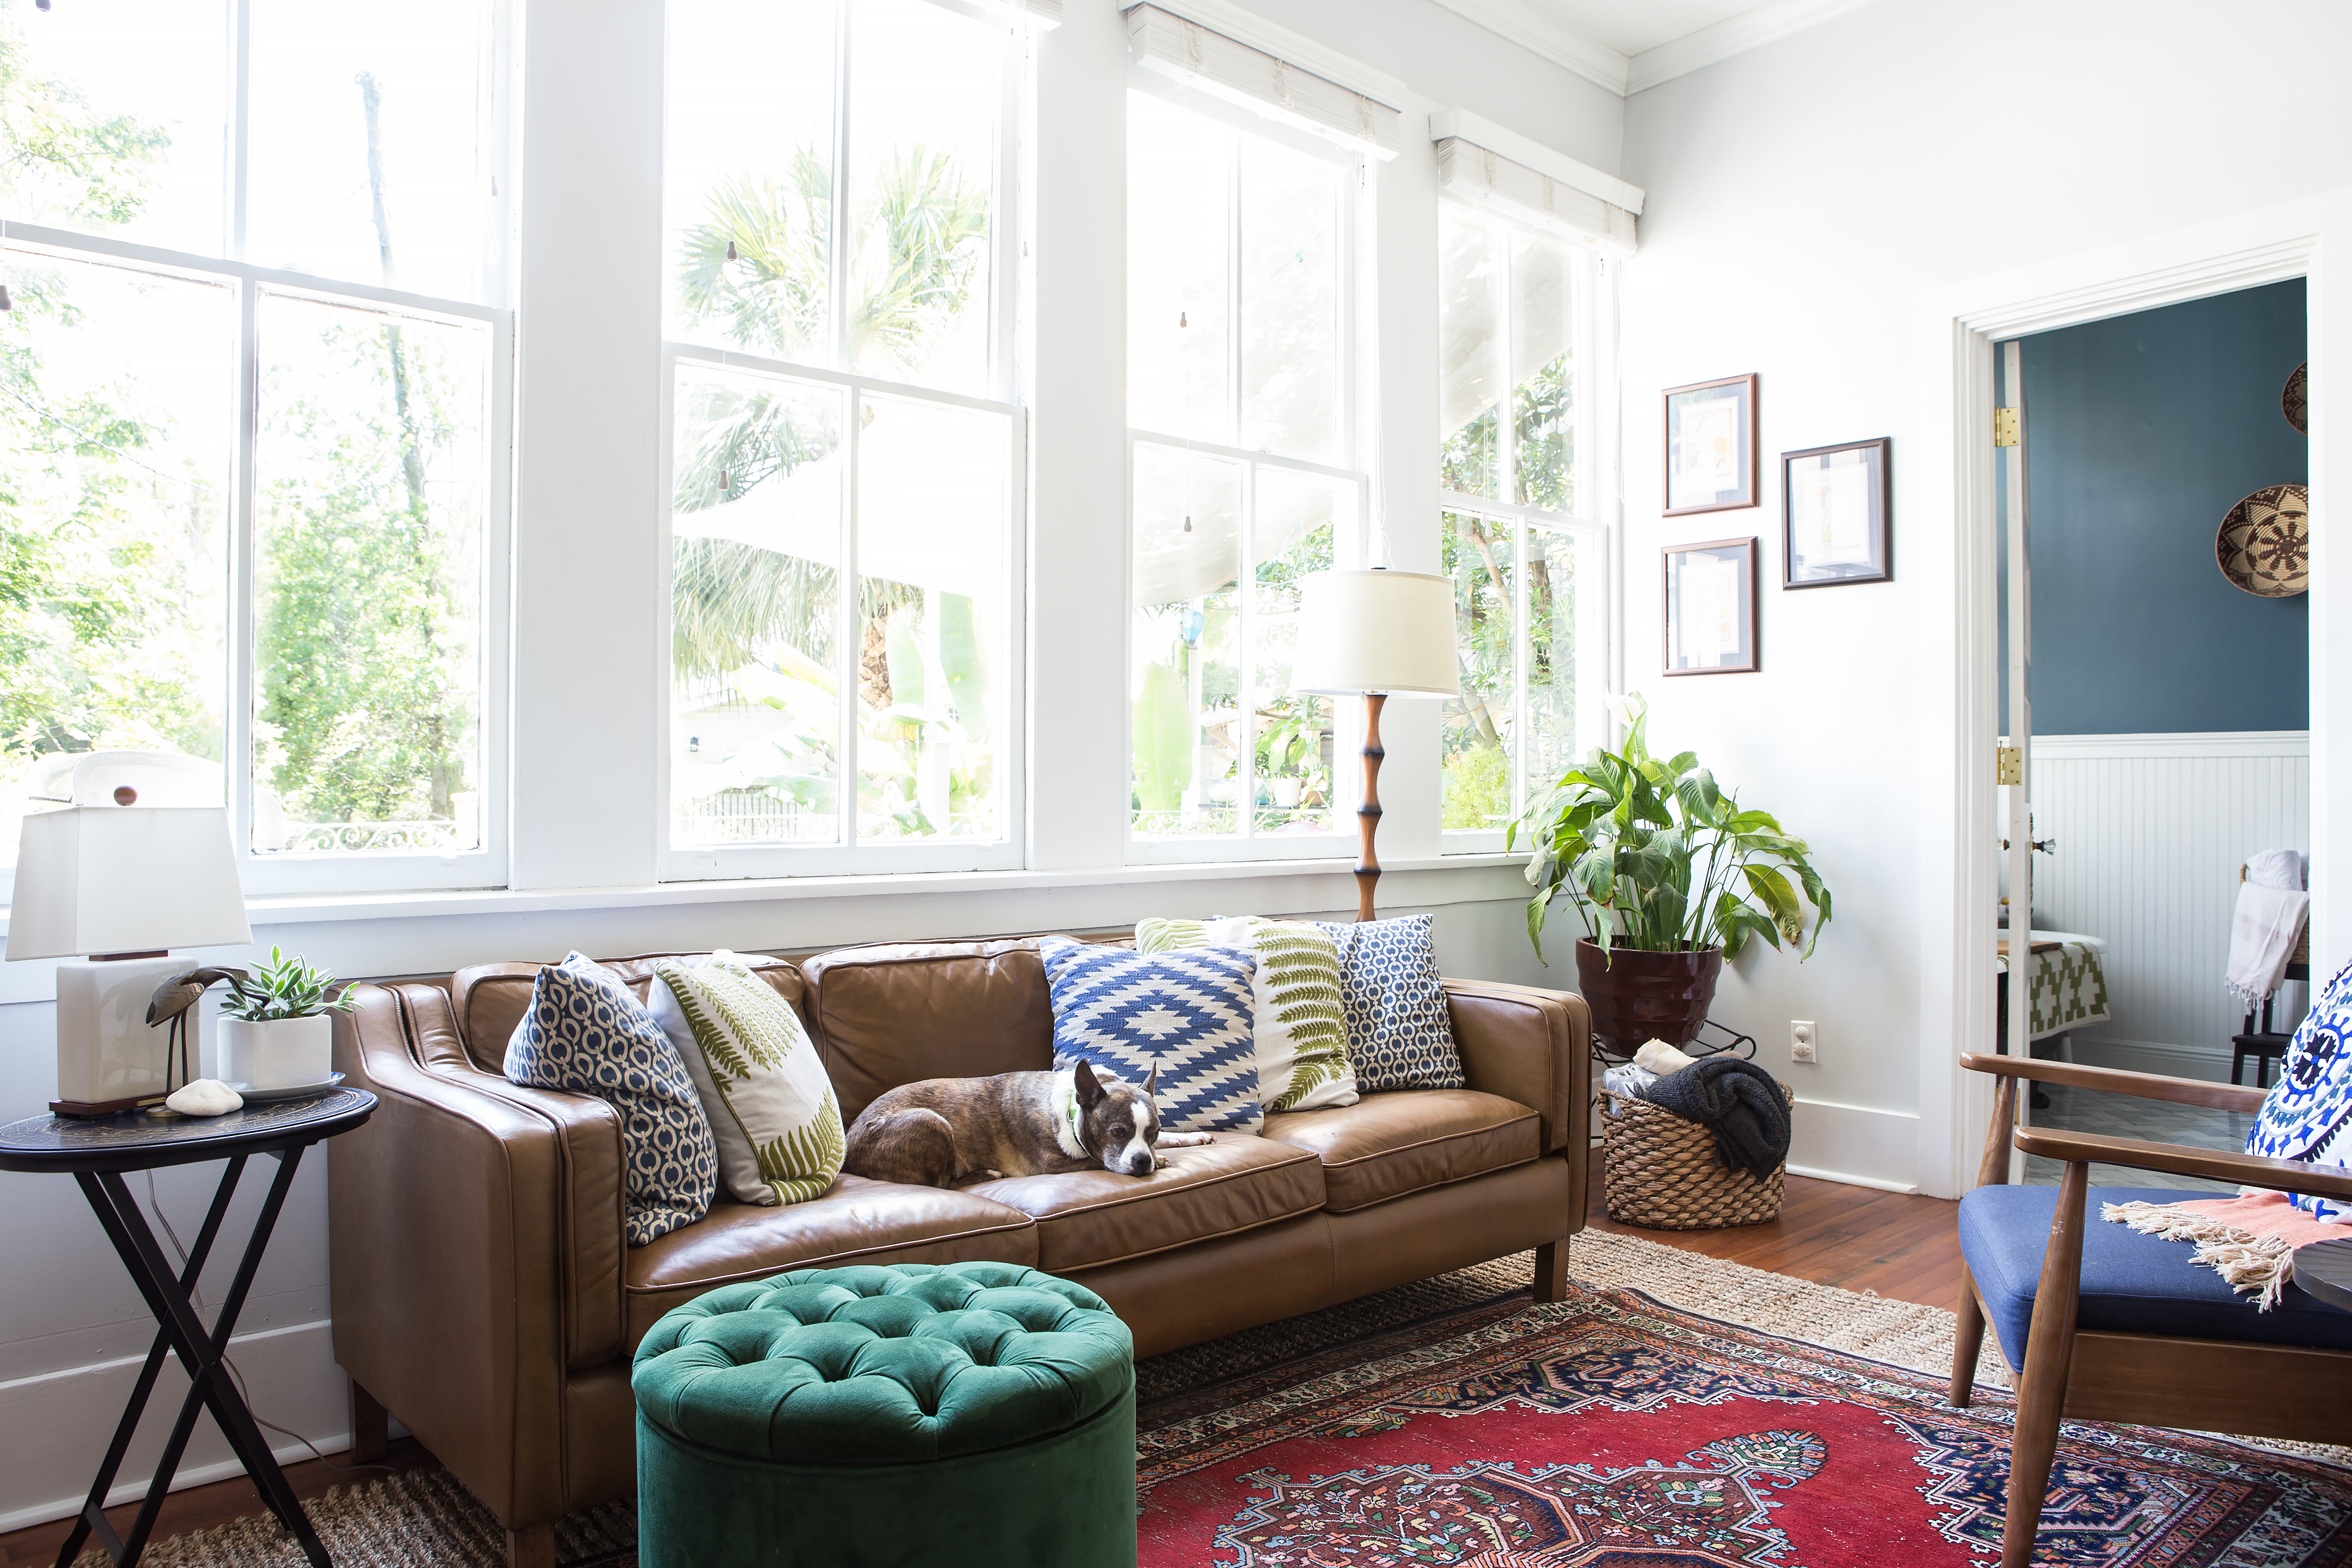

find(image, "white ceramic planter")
[217,1014,333,1091]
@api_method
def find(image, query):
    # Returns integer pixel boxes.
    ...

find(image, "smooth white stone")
[165,1079,244,1116]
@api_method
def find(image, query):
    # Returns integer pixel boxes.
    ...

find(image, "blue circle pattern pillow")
[504,951,719,1245]
[2245,958,2352,1219]
[1314,913,1465,1094]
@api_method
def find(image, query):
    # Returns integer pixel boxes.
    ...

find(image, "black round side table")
[0,1088,375,1568]
[2294,1237,2352,1314]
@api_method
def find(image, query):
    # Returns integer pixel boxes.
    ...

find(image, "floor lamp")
[1292,568,1460,921]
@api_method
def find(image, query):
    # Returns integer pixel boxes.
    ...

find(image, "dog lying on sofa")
[844,1061,1211,1186]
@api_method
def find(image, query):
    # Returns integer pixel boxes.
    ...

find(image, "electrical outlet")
[1790,1021,1818,1064]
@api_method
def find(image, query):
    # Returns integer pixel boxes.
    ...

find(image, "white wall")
[1616,0,2352,1193]
[0,0,1622,1530]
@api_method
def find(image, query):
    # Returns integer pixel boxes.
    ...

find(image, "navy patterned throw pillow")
[1037,938,1261,1134]
[504,951,719,1246]
[1314,913,1465,1092]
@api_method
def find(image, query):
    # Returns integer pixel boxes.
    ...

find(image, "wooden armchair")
[1953,1052,2352,1568]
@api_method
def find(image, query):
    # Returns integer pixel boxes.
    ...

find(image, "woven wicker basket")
[1598,1082,1794,1231]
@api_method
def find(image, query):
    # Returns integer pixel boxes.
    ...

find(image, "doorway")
[1994,280,2310,1189]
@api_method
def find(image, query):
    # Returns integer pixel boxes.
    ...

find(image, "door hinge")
[1993,408,2020,447]
[1996,745,2023,786]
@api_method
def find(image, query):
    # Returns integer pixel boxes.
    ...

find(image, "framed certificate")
[1782,437,1891,587]
[1663,374,1759,516]
[1663,537,1759,676]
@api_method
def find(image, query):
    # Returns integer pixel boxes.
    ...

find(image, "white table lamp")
[6,805,252,1116]
[1291,568,1460,921]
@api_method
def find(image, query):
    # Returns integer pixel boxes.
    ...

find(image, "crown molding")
[1424,0,1629,96]
[1626,0,1879,93]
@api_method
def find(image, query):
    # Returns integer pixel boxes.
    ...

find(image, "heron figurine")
[146,967,253,1096]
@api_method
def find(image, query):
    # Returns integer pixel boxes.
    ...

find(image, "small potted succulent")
[151,948,359,1092]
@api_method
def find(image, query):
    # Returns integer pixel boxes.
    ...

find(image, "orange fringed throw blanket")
[2104,1192,2347,1311]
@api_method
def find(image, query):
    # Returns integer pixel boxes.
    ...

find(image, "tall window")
[0,0,507,894]
[1437,202,1603,842]
[1127,91,1360,856]
[663,0,1024,875]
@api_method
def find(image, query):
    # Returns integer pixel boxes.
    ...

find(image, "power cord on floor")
[143,1171,399,1478]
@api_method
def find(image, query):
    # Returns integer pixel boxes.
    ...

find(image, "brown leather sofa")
[329,938,1589,1566]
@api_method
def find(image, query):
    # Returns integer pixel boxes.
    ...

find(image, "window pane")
[1132,444,1241,837]
[669,364,846,847]
[664,0,838,362]
[1523,524,1582,794]
[846,0,997,395]
[1441,511,1513,832]
[1438,209,1501,500]
[855,396,1008,842]
[0,0,229,255]
[1512,234,1575,512]
[1251,467,1341,834]
[1237,139,1338,464]
[1127,92,1232,444]
[0,253,233,869]
[252,293,486,854]
[245,0,490,302]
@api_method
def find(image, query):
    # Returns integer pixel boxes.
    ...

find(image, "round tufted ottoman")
[631,1261,1136,1568]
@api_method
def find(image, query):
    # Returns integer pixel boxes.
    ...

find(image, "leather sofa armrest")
[1443,979,1590,1158]
[329,982,620,1531]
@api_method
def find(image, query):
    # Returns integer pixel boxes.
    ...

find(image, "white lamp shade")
[1289,569,1461,697]
[5,806,252,961]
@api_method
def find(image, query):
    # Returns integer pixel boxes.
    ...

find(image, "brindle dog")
[842,1061,1210,1188]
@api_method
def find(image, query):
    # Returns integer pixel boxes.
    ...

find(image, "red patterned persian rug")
[1135,1285,2352,1567]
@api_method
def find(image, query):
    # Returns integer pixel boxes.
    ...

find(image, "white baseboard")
[1785,1165,1920,1195]
[0,1318,350,1532]
[1789,1096,1922,1192]
[2069,1037,2236,1084]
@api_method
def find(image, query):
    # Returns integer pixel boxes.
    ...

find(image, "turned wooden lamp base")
[1354,692,1385,922]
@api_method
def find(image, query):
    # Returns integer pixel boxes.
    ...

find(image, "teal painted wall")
[1997,279,2307,735]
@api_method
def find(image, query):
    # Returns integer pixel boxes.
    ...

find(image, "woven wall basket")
[1599,1084,1794,1230]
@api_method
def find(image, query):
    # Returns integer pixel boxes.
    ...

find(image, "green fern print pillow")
[649,952,844,1207]
[1135,917,1358,1112]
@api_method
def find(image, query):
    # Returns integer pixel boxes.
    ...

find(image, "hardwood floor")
[0,1153,1962,1566]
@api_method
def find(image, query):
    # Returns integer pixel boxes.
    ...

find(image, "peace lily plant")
[1511,694,1833,969]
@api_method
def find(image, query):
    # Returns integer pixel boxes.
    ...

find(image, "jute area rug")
[76,1233,2348,1566]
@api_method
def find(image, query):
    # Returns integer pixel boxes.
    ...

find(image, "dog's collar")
[1051,1071,1091,1160]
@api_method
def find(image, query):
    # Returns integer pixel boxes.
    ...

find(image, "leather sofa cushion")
[964,1134,1324,1273]
[452,953,805,1073]
[801,941,1055,1125]
[1264,1089,1539,1212]
[623,1176,1038,1346]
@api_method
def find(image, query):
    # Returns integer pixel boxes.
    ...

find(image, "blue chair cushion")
[1957,1184,2352,1368]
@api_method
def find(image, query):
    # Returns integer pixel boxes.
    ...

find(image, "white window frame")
[0,0,516,900]
[1122,76,1371,867]
[656,0,1033,882]
[1438,200,1612,855]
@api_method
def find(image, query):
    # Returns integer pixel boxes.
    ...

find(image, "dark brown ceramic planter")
[1573,939,1724,1051]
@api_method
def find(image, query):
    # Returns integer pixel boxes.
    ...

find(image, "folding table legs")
[58,1146,330,1568]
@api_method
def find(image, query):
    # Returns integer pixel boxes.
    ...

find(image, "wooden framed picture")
[1782,437,1891,587]
[1663,374,1759,516]
[1663,537,1759,676]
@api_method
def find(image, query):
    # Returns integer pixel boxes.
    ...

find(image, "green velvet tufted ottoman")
[631,1261,1137,1568]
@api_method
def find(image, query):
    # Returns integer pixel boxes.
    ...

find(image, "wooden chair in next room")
[1950,1052,2352,1568]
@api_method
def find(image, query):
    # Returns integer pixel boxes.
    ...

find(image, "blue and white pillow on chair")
[1314,913,1465,1093]
[1037,938,1261,1134]
[2245,958,2352,1219]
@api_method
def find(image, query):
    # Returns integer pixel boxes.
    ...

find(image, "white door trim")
[1912,200,2331,1201]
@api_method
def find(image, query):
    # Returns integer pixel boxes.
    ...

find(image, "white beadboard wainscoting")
[2023,731,2310,1079]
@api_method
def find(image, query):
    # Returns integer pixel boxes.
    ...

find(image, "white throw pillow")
[1134,917,1359,1113]
[649,952,844,1206]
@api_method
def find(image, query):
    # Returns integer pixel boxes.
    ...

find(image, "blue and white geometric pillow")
[1314,913,1465,1094]
[1037,938,1261,1134]
[2245,958,2352,1220]
[504,951,719,1245]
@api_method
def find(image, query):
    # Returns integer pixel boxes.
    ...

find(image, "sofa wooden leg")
[1949,1264,1986,1409]
[2001,1159,2088,1568]
[506,1523,556,1568]
[1533,1240,1569,1302]
[348,1380,390,1464]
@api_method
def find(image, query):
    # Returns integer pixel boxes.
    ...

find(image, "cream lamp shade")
[1289,569,1461,697]
[6,805,252,961]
